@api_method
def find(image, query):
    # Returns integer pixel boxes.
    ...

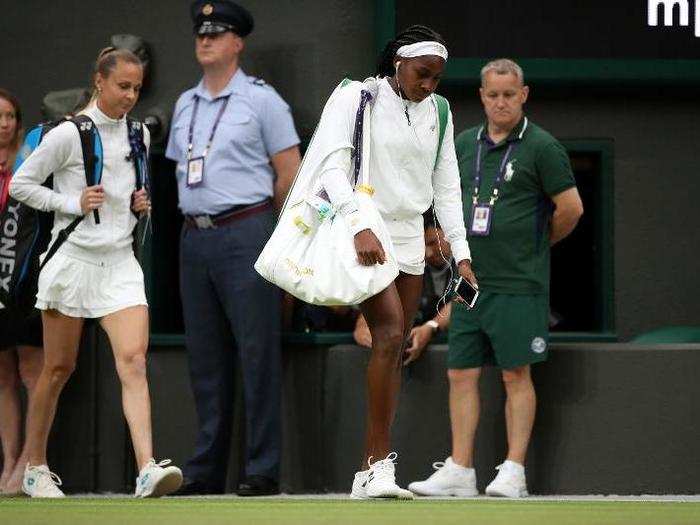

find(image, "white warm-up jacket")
[10,105,150,255]
[315,77,470,263]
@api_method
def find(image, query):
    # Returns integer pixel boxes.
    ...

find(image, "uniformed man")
[407,59,583,498]
[166,0,301,496]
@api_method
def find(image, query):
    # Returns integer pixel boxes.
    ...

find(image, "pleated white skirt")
[36,243,147,318]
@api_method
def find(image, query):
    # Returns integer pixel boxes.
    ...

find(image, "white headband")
[396,41,448,61]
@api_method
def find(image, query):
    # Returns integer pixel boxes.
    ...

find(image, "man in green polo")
[407,59,583,498]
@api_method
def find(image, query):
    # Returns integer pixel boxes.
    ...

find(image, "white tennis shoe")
[408,457,478,497]
[22,464,65,498]
[485,460,528,498]
[350,468,370,499]
[134,458,183,498]
[350,452,413,500]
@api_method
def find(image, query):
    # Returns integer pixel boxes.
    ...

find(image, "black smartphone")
[452,276,479,308]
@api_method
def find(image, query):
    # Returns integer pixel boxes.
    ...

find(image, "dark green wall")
[2,1,698,338]
[442,85,700,340]
[1,0,374,141]
[21,341,700,494]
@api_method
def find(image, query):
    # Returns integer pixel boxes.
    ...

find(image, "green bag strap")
[433,94,449,170]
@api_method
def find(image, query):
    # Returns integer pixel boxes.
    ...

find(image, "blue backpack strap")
[12,125,45,172]
[40,116,102,272]
[69,115,102,224]
[13,117,72,173]
[433,94,449,170]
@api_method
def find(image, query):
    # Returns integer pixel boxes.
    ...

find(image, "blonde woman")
[9,48,182,498]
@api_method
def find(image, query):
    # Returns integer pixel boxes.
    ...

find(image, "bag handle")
[351,89,373,188]
[352,91,447,185]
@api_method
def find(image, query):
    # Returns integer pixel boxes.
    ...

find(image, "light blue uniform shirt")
[166,69,300,215]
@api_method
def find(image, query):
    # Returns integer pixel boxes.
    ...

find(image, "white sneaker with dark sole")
[135,459,183,498]
[408,457,478,497]
[365,452,413,500]
[485,460,528,498]
[22,464,65,498]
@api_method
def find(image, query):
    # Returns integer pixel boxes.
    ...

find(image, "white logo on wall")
[531,337,547,354]
[648,0,700,37]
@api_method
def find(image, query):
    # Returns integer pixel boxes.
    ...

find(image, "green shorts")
[447,291,549,370]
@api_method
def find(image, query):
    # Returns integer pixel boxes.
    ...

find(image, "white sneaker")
[350,469,370,499]
[364,452,413,500]
[485,460,528,498]
[134,458,183,498]
[22,464,65,498]
[408,457,478,497]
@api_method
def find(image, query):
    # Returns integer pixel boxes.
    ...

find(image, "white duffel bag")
[254,85,398,306]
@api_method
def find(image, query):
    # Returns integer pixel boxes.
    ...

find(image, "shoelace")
[139,458,173,483]
[366,452,398,483]
[366,451,398,470]
[146,458,172,469]
[32,467,63,488]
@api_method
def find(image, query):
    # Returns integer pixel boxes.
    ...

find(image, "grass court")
[2,497,699,525]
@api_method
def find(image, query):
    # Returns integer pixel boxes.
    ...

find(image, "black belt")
[185,199,272,229]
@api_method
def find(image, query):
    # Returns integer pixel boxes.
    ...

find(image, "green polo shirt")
[455,117,575,295]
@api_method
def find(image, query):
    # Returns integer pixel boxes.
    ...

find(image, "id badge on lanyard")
[469,203,493,236]
[185,94,231,188]
[469,140,517,237]
[187,156,205,187]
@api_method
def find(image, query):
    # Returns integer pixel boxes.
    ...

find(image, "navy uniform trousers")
[179,207,281,489]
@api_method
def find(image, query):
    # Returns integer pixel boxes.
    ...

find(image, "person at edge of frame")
[0,88,45,496]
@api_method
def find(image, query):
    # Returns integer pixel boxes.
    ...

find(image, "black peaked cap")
[190,0,254,36]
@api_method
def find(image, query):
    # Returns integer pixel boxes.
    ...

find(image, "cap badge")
[202,3,214,15]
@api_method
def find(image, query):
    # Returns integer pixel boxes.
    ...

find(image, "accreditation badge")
[469,204,493,236]
[187,156,205,187]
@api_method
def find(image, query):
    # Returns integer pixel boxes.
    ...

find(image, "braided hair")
[375,25,447,78]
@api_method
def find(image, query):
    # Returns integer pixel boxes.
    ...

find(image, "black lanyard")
[187,95,231,160]
[472,139,518,206]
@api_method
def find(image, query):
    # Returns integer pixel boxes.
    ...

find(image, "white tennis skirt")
[384,214,426,276]
[36,244,148,319]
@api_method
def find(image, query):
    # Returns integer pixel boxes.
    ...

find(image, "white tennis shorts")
[383,214,425,276]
